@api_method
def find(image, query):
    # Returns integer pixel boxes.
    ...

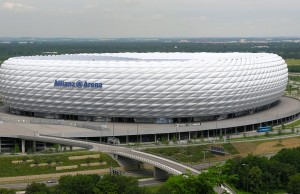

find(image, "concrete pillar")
[126,135,129,144]
[33,141,36,153]
[154,134,157,142]
[44,142,47,151]
[207,130,209,138]
[235,127,237,135]
[188,132,191,140]
[167,133,170,141]
[140,135,142,143]
[178,132,181,141]
[58,144,62,152]
[154,167,169,180]
[22,140,25,154]
[244,126,246,133]
[252,125,254,131]
[70,146,73,151]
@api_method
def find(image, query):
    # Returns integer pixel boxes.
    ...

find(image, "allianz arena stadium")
[0,53,288,123]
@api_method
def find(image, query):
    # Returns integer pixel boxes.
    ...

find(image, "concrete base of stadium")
[0,96,300,148]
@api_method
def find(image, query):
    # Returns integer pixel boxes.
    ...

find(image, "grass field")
[285,119,300,128]
[286,58,300,66]
[144,136,300,164]
[144,143,238,163]
[0,151,119,177]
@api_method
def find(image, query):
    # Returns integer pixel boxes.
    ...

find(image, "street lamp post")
[176,125,178,141]
[137,123,139,142]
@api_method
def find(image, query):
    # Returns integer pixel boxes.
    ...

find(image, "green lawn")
[144,143,238,163]
[286,58,300,66]
[285,119,300,128]
[289,75,300,82]
[0,151,119,177]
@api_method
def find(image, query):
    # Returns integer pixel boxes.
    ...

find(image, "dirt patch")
[253,137,300,155]
[231,142,259,155]
[68,154,100,160]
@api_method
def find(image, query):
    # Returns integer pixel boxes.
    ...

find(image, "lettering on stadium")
[54,80,102,88]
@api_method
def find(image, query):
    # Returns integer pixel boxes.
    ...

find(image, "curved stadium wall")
[0,53,288,122]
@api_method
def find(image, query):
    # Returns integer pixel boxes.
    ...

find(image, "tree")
[288,173,300,194]
[94,174,143,194]
[172,136,177,143]
[0,188,15,194]
[14,144,20,153]
[25,182,49,194]
[57,174,100,194]
[248,166,263,194]
[158,170,220,194]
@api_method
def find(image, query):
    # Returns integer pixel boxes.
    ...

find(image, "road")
[37,134,200,175]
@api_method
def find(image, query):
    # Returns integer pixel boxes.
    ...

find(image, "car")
[46,180,57,184]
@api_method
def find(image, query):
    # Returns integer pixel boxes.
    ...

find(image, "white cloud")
[2,1,36,11]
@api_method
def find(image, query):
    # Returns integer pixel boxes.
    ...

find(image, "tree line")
[222,147,300,194]
[1,147,300,194]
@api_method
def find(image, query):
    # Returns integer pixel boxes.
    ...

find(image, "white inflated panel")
[0,53,287,118]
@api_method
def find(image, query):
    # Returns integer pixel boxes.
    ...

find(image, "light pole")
[176,125,178,141]
[136,123,139,142]
[112,116,115,138]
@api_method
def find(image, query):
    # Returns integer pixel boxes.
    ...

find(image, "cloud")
[2,1,36,11]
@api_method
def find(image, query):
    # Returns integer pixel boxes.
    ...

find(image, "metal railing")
[0,117,109,131]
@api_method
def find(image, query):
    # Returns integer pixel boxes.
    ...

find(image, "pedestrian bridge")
[9,134,199,179]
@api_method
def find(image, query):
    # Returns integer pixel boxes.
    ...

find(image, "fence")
[0,117,109,131]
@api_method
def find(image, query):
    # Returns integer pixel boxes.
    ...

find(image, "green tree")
[288,173,300,194]
[94,174,143,194]
[248,166,263,194]
[25,182,49,194]
[57,174,100,194]
[158,170,220,194]
[14,144,20,153]
[52,144,60,152]
[172,136,177,143]
[0,188,15,194]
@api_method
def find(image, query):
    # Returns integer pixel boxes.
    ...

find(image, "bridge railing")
[111,150,182,175]
[0,117,109,131]
[18,135,93,149]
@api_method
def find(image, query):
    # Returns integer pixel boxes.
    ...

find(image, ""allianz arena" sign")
[54,80,102,88]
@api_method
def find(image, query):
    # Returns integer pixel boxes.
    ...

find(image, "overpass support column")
[154,134,157,143]
[178,133,181,141]
[235,127,237,135]
[154,167,169,180]
[188,132,191,140]
[22,139,25,154]
[33,141,36,153]
[126,135,129,144]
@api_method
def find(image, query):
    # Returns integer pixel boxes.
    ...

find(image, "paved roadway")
[34,134,200,176]
[0,97,300,138]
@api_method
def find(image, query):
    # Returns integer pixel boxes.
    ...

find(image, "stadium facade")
[0,53,288,123]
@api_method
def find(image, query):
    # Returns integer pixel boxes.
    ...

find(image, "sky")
[0,0,299,38]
